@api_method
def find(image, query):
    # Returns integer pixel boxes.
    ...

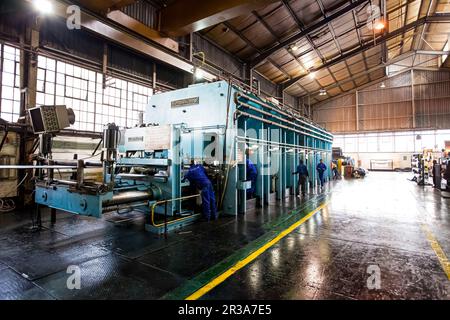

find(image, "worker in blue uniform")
[246,157,258,199]
[292,159,309,196]
[316,159,327,189]
[182,162,217,221]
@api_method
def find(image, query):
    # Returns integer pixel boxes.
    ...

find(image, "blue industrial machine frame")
[144,80,333,215]
[32,80,332,232]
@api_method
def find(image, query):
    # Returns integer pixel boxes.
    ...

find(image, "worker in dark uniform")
[443,162,450,190]
[292,159,309,197]
[246,157,258,199]
[183,162,217,221]
[316,159,327,189]
[432,160,442,189]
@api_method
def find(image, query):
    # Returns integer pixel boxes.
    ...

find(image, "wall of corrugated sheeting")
[283,92,297,109]
[312,93,357,132]
[120,1,158,29]
[313,70,450,133]
[192,34,244,79]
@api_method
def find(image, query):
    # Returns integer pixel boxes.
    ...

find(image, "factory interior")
[0,0,449,303]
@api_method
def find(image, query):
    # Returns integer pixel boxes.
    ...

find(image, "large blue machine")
[29,80,332,233]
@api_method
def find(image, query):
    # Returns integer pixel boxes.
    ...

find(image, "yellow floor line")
[421,224,450,281]
[186,203,328,300]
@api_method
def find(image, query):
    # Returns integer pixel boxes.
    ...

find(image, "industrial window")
[129,84,152,126]
[336,130,450,155]
[366,134,378,152]
[416,131,436,152]
[36,55,153,132]
[64,75,88,101]
[394,132,414,152]
[332,137,344,149]
[378,134,394,152]
[357,136,368,152]
[0,44,21,122]
[36,56,56,106]
[343,135,357,152]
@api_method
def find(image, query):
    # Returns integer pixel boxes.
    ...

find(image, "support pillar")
[355,90,359,131]
[411,69,416,128]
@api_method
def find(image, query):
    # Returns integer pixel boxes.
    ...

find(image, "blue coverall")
[293,163,309,195]
[183,164,217,221]
[316,162,327,188]
[246,158,258,198]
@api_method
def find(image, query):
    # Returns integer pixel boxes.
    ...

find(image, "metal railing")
[149,193,201,236]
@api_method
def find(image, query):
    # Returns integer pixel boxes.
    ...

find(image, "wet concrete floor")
[0,172,448,299]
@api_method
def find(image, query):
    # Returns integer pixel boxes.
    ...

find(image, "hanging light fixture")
[291,44,300,51]
[374,19,386,31]
[33,0,53,14]
[319,89,327,96]
[380,82,386,88]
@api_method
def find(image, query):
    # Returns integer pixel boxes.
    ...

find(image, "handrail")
[235,111,333,144]
[236,101,333,142]
[236,92,332,137]
[150,193,201,229]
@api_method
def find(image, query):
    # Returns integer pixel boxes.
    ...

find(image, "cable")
[79,152,102,161]
[0,198,16,212]
[1,172,28,198]
[0,172,31,212]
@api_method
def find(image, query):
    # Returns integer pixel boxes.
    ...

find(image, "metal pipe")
[41,159,103,167]
[0,165,78,169]
[47,178,78,186]
[236,92,332,137]
[102,190,154,207]
[150,194,200,228]
[102,201,149,214]
[76,160,84,187]
[237,101,333,142]
[236,136,331,152]
[235,111,333,144]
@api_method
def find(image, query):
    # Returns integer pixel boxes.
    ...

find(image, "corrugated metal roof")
[198,0,450,105]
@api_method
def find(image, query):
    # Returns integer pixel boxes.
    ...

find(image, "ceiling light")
[319,89,327,96]
[374,20,385,30]
[380,82,386,88]
[33,0,53,14]
[194,68,204,80]
[309,71,316,79]
[291,44,299,51]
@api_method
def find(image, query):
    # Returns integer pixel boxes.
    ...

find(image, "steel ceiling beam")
[74,0,136,14]
[24,0,217,81]
[281,0,339,92]
[159,0,279,37]
[251,10,309,92]
[283,13,450,89]
[315,0,348,92]
[298,49,448,98]
[250,0,370,68]
[222,21,292,82]
[303,50,416,97]
[106,10,179,52]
